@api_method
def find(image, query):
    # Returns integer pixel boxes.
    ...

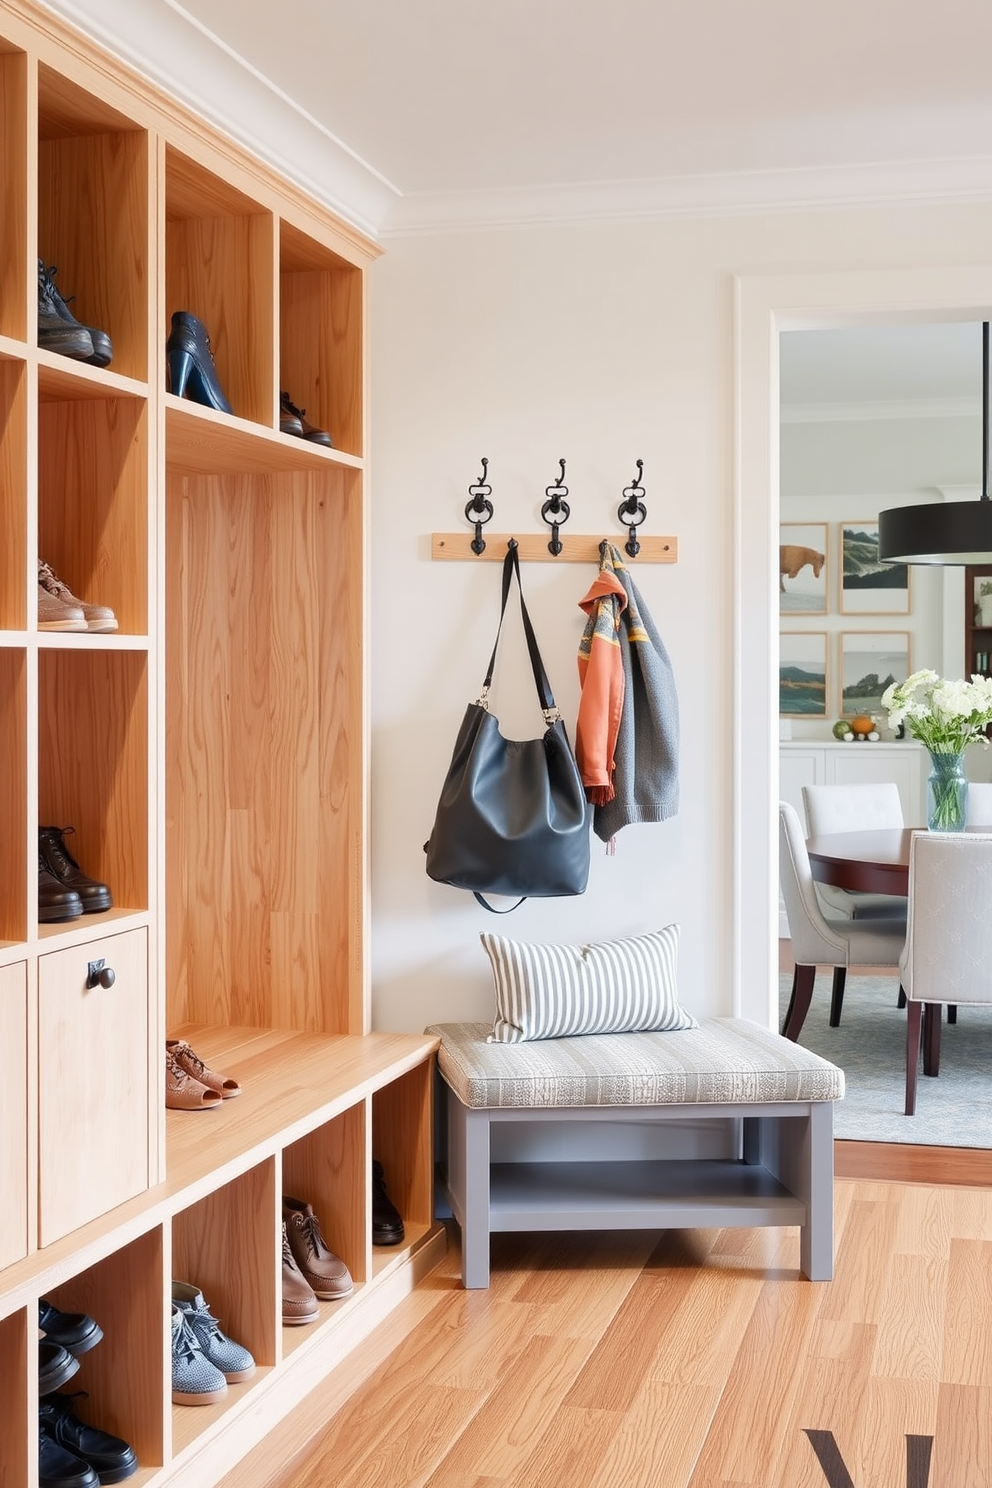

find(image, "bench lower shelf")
[480,1159,808,1231]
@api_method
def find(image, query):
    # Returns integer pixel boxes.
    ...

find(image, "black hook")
[617,458,647,558]
[541,458,570,556]
[464,457,494,554]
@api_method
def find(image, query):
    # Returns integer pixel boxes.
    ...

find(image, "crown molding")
[33,0,400,241]
[781,396,981,425]
[31,0,992,240]
[381,155,992,237]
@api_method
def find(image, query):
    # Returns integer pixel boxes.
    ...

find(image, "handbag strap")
[480,541,559,721]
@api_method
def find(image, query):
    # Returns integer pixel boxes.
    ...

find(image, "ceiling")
[781,322,985,417]
[38,0,992,236]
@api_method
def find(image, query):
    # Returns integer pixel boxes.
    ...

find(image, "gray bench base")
[436,1089,835,1287]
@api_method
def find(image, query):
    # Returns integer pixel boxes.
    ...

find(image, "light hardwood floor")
[225,1179,992,1488]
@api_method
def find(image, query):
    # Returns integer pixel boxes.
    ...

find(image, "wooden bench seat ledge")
[426,1017,844,1288]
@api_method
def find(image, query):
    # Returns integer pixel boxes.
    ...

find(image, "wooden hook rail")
[431,533,678,563]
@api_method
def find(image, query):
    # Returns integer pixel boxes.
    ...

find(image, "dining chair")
[965,780,992,826]
[899,831,992,1115]
[779,802,906,1039]
[801,782,908,921]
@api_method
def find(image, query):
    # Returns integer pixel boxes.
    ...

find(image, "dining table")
[805,823,992,896]
[802,824,992,1078]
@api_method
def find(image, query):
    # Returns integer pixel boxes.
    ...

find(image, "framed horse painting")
[780,523,827,614]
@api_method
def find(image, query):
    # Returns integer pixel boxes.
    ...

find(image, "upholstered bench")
[426,1018,844,1288]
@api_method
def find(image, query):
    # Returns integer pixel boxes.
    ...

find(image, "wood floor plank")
[872,1252,947,1381]
[764,1320,876,1488]
[858,1380,940,1488]
[932,1384,992,1487]
[593,1381,723,1488]
[940,1240,992,1386]
[423,1333,595,1481]
[499,1406,619,1488]
[686,1275,827,1487]
[819,1198,899,1324]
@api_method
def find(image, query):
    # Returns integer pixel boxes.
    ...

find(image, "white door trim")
[734,263,992,1028]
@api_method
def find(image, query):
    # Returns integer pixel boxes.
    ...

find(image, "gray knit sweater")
[593,556,680,842]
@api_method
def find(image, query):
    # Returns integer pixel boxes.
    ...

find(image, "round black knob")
[98,965,116,989]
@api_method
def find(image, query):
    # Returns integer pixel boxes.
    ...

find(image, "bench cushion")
[426,1017,844,1109]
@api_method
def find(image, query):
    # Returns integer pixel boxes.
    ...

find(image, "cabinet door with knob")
[38,928,149,1245]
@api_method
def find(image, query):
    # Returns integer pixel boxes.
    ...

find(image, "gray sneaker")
[170,1304,228,1405]
[171,1283,255,1382]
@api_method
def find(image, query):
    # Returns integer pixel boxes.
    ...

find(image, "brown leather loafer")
[283,1197,354,1299]
[281,1221,319,1323]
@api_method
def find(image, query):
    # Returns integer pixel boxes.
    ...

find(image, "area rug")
[778,974,992,1147]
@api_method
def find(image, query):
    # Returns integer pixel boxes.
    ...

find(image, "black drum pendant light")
[879,321,992,564]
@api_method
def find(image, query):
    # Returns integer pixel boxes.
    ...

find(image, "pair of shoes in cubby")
[165,1039,242,1111]
[38,1298,138,1484]
[38,559,118,634]
[38,259,113,368]
[38,826,113,924]
[171,1281,255,1407]
[281,1196,353,1325]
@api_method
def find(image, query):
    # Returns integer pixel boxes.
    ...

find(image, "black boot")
[39,261,113,368]
[39,827,112,914]
[165,311,233,413]
[38,260,93,361]
[39,1394,137,1484]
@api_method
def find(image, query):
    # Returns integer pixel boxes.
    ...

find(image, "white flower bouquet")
[881,669,992,752]
[882,669,992,829]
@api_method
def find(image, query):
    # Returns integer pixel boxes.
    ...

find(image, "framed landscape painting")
[780,523,827,614]
[840,521,910,614]
[780,632,828,716]
[840,632,910,717]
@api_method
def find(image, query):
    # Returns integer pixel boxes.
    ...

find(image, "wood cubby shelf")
[0,3,433,1485]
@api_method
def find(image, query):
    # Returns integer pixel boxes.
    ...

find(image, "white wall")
[369,202,992,1034]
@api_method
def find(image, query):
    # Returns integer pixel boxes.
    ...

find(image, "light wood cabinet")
[0,4,440,1484]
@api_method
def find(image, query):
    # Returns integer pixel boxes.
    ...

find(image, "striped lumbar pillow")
[481,924,697,1043]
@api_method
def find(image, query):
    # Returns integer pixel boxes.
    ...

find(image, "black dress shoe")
[166,311,233,413]
[40,1395,137,1484]
[39,261,113,368]
[39,856,84,923]
[39,1342,81,1397]
[39,1299,104,1357]
[280,391,333,447]
[39,828,113,914]
[39,1423,99,1488]
[38,260,94,362]
[371,1159,405,1245]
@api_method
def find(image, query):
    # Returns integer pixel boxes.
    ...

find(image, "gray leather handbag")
[424,541,591,911]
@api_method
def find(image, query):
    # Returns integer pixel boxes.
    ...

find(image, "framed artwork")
[779,523,827,614]
[840,632,910,718]
[780,632,828,716]
[973,572,992,628]
[840,521,910,614]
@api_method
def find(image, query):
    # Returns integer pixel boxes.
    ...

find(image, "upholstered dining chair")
[965,780,992,826]
[779,802,906,1040]
[899,831,992,1115]
[802,782,908,921]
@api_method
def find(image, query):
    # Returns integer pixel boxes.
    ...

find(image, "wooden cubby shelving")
[0,5,442,1486]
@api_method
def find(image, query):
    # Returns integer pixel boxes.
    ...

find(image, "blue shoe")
[166,311,233,414]
[171,1283,255,1382]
